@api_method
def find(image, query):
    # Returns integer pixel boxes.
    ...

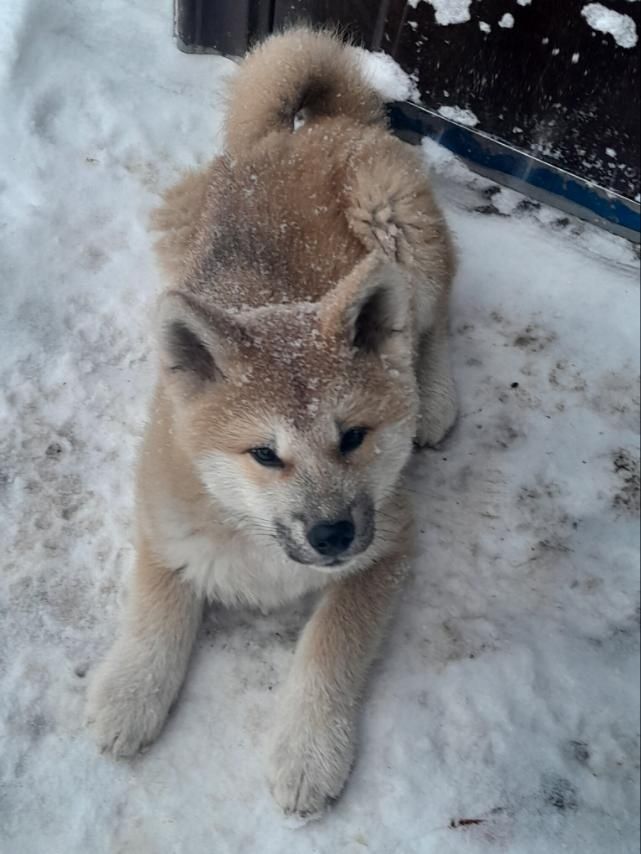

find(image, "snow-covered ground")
[1,2,639,852]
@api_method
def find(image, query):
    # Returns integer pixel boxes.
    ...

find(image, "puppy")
[87,26,456,818]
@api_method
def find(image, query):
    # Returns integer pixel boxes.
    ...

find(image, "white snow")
[499,12,516,28]
[438,105,480,126]
[572,51,581,62]
[1,2,640,853]
[353,48,421,103]
[581,3,639,48]
[606,147,617,158]
[479,20,492,33]
[409,0,473,25]
[517,0,533,5]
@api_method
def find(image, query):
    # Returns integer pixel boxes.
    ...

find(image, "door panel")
[175,0,640,208]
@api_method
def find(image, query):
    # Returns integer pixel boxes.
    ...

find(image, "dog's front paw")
[415,391,458,448]
[268,717,355,819]
[86,657,169,758]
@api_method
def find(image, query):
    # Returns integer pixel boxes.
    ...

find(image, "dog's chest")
[157,505,328,610]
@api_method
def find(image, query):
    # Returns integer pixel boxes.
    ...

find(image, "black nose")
[307,519,355,558]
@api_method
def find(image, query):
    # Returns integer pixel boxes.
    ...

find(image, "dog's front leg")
[269,554,408,818]
[87,538,203,756]
[415,310,458,448]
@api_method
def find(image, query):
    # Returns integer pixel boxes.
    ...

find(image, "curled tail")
[225,27,385,154]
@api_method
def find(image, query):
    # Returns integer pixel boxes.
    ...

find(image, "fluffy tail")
[225,27,385,154]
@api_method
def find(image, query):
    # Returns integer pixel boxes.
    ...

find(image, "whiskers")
[224,512,280,549]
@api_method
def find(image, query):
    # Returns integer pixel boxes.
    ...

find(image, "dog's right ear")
[157,290,242,393]
[319,253,412,365]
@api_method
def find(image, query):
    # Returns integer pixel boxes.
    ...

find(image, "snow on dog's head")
[157,254,418,570]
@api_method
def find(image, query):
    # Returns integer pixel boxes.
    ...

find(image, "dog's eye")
[249,447,284,468]
[340,427,368,455]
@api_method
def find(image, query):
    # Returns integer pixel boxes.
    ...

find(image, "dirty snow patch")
[353,48,420,103]
[438,105,480,127]
[581,3,638,48]
[499,12,516,27]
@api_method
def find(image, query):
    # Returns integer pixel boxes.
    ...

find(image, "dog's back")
[153,28,454,311]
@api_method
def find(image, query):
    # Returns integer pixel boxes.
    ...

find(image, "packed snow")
[408,0,473,26]
[438,106,480,127]
[353,48,421,103]
[1,2,640,853]
[581,3,639,48]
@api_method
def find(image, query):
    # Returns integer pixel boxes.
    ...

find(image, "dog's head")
[158,254,418,570]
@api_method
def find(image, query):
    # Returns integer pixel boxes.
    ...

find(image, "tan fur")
[88,27,457,818]
[87,537,202,755]
[269,547,410,814]
[149,167,211,284]
[225,27,385,154]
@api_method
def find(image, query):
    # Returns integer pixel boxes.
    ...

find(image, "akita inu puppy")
[87,27,456,818]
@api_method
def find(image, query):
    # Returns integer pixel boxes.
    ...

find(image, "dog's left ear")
[320,254,412,361]
[156,290,247,396]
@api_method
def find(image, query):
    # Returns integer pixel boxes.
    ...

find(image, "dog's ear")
[157,290,243,392]
[320,254,412,360]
